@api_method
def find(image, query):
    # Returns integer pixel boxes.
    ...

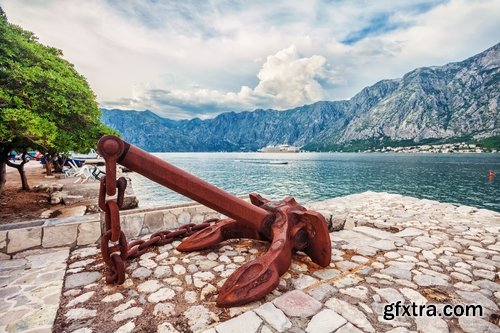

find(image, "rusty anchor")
[97,135,331,307]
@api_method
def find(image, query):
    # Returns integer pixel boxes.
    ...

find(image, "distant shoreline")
[144,151,500,154]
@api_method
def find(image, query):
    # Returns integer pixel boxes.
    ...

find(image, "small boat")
[258,144,300,153]
[236,160,288,165]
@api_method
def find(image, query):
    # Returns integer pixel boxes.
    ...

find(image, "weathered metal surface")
[97,135,331,307]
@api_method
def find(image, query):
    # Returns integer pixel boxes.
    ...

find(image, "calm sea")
[127,152,500,212]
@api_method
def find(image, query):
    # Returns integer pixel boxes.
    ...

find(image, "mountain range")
[101,43,499,152]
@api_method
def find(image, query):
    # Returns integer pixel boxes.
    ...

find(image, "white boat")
[236,160,288,165]
[258,144,300,153]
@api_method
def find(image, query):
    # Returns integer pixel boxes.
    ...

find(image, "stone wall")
[0,203,223,258]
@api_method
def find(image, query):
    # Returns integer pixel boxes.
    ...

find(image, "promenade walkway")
[1,192,499,333]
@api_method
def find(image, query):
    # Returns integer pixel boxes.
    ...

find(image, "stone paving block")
[178,211,191,225]
[192,214,205,224]
[185,305,218,332]
[0,258,28,270]
[0,230,7,249]
[414,316,448,333]
[292,274,318,289]
[137,280,161,293]
[121,214,144,238]
[450,272,472,282]
[113,307,143,322]
[413,274,448,287]
[372,287,404,303]
[164,211,179,229]
[325,298,375,333]
[27,248,70,270]
[355,246,378,256]
[273,290,322,318]
[77,221,101,245]
[65,272,101,289]
[370,239,396,251]
[307,283,337,302]
[254,302,292,332]
[380,266,412,280]
[305,309,347,333]
[458,316,500,333]
[313,268,340,280]
[7,227,42,253]
[353,226,395,239]
[400,288,427,304]
[335,261,359,271]
[456,291,499,311]
[67,291,95,307]
[333,274,363,288]
[336,322,364,333]
[145,211,165,233]
[473,269,496,281]
[335,230,377,247]
[339,286,369,300]
[43,224,78,248]
[7,306,59,331]
[215,310,262,333]
[116,320,136,333]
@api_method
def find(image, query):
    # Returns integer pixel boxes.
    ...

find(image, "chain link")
[99,173,218,284]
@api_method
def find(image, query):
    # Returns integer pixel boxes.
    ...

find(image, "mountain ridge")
[101,43,499,152]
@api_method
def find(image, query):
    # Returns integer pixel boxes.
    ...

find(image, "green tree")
[0,7,115,193]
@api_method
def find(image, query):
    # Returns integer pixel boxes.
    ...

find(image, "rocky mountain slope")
[101,43,499,151]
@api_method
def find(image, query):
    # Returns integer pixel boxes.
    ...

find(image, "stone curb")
[0,202,224,258]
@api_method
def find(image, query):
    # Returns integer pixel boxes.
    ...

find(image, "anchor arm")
[217,214,292,307]
[176,218,265,252]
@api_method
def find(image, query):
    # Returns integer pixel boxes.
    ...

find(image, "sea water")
[127,152,500,212]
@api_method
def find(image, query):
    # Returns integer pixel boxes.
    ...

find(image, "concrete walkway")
[1,192,499,333]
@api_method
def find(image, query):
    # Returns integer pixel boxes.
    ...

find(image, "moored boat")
[258,144,300,153]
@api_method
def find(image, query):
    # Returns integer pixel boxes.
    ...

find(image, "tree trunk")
[45,154,53,176]
[0,160,6,195]
[17,164,30,191]
[0,148,10,195]
[6,151,30,191]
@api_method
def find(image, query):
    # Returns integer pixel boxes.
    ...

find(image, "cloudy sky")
[1,0,499,119]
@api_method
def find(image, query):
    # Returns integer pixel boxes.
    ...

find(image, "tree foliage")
[0,8,116,191]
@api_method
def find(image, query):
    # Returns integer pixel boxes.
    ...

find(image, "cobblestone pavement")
[2,192,500,332]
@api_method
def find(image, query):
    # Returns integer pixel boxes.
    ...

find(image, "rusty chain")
[98,174,219,284]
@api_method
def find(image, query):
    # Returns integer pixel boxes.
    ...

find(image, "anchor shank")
[98,136,271,228]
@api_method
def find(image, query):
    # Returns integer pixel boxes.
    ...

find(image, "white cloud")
[1,0,499,119]
[106,45,337,118]
[252,45,336,108]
